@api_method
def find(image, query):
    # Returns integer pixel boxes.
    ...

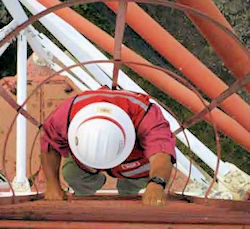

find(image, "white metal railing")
[2,0,31,192]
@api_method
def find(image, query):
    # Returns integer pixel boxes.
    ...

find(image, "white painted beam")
[0,20,18,57]
[39,33,101,90]
[26,26,89,91]
[20,0,113,88]
[16,31,28,183]
[2,0,31,192]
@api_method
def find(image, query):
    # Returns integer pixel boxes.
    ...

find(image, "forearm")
[143,153,172,205]
[41,149,62,190]
[149,153,172,183]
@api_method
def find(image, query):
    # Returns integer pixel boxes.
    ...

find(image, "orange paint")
[105,1,250,133]
[37,0,250,150]
[176,0,250,92]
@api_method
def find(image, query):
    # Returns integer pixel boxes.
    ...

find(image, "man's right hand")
[44,187,67,201]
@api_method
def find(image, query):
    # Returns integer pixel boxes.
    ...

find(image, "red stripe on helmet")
[80,115,126,141]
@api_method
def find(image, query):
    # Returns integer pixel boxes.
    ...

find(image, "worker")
[41,86,176,206]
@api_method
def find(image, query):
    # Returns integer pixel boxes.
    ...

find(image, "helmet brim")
[68,102,136,169]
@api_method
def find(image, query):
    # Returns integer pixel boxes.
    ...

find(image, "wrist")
[147,176,166,189]
[146,181,164,190]
[46,180,61,190]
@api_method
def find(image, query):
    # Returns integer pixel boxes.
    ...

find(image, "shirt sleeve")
[137,104,176,159]
[40,97,75,157]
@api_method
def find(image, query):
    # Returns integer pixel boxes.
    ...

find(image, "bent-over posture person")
[41,86,176,206]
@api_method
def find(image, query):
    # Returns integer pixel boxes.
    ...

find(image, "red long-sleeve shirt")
[41,96,176,163]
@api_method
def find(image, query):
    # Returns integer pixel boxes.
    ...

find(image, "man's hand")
[142,182,167,206]
[44,186,67,201]
[143,153,172,206]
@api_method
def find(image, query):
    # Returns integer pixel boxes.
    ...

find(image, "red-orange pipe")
[105,1,250,134]
[176,0,250,92]
[37,0,250,150]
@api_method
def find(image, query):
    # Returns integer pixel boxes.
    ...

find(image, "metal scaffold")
[0,0,249,227]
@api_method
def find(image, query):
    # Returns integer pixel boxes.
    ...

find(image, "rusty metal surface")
[0,221,247,229]
[0,58,247,202]
[1,59,217,199]
[0,57,193,201]
[0,196,249,225]
[0,0,249,203]
[112,1,127,89]
[0,1,250,228]
[0,194,43,205]
[0,57,81,201]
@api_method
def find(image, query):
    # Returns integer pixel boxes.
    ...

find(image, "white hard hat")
[68,102,136,169]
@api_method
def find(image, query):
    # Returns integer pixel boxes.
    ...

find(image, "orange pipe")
[105,2,250,134]
[176,0,250,92]
[38,0,250,150]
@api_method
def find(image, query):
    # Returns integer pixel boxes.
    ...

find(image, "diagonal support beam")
[0,85,41,128]
[112,0,128,89]
[175,73,250,135]
[0,20,18,57]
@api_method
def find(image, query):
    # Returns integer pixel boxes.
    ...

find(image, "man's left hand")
[142,182,167,206]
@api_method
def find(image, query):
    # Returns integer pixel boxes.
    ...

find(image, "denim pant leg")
[117,177,149,195]
[62,155,106,196]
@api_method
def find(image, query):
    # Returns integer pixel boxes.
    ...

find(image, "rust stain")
[0,196,249,226]
[0,1,249,228]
